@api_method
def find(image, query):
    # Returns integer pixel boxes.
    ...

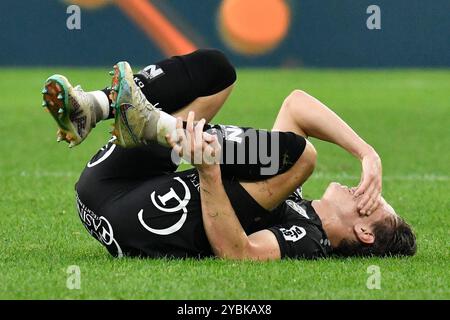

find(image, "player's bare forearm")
[274,90,382,214]
[197,165,251,260]
[282,90,376,159]
[166,111,254,260]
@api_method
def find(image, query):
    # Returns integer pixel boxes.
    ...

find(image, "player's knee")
[277,133,315,176]
[211,49,236,87]
[289,89,310,103]
[186,49,236,97]
[282,89,308,113]
[200,48,237,87]
[292,89,309,97]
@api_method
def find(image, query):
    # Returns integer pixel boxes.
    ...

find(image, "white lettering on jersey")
[76,194,123,257]
[134,76,145,88]
[286,200,309,219]
[138,177,191,235]
[279,225,307,242]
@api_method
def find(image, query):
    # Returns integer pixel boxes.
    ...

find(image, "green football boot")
[108,61,161,148]
[41,75,97,148]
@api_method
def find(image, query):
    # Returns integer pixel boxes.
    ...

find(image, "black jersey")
[77,169,213,259]
[76,143,331,259]
[268,190,332,259]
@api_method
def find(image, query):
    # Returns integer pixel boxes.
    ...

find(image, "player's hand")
[165,111,221,172]
[354,149,382,216]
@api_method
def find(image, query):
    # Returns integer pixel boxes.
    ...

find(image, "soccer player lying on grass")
[41,49,416,260]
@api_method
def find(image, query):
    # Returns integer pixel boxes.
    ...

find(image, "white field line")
[1,171,449,181]
[312,172,450,182]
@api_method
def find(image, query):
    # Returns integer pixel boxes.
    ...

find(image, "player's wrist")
[356,143,378,161]
[197,163,221,178]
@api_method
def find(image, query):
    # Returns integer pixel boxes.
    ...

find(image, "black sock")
[101,87,115,119]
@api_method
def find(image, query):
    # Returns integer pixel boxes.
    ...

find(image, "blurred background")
[1,0,449,67]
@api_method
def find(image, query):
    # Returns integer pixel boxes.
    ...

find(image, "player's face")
[322,182,358,219]
[322,182,396,226]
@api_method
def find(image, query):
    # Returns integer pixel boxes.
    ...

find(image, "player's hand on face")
[354,150,382,216]
[165,111,221,172]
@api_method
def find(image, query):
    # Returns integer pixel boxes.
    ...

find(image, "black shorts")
[134,48,236,114]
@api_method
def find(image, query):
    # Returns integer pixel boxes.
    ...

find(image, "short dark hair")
[334,215,417,257]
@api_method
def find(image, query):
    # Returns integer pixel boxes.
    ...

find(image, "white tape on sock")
[156,111,177,146]
[90,90,110,120]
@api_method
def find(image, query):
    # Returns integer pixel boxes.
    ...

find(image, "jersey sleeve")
[268,224,328,259]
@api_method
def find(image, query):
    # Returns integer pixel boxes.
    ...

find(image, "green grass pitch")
[0,68,449,299]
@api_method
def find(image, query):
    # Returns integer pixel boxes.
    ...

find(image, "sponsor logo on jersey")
[279,225,307,242]
[286,200,309,219]
[293,186,303,199]
[141,64,165,80]
[221,125,244,143]
[320,238,331,246]
[138,176,191,235]
[187,173,200,191]
[76,194,123,257]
